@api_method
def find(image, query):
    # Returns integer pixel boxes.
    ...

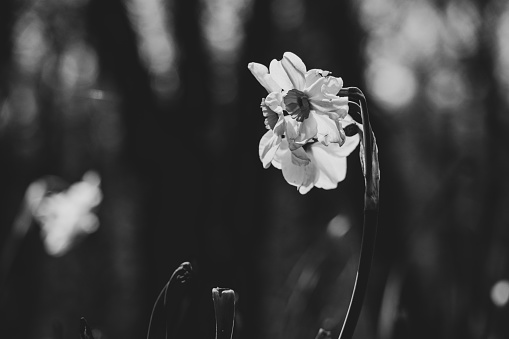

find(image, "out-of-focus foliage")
[0,0,508,338]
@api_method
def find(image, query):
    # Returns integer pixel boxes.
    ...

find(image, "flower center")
[284,89,311,122]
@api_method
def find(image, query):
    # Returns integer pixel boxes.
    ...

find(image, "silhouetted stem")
[146,262,193,339]
[337,87,380,339]
[212,288,236,339]
[80,317,95,339]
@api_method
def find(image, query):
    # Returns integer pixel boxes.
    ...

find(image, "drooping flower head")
[248,52,360,194]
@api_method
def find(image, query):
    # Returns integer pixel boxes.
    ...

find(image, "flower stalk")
[336,87,380,339]
[146,262,193,339]
[212,288,236,339]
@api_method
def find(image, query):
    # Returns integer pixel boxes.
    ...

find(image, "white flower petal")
[282,52,306,90]
[265,91,284,114]
[310,95,349,118]
[272,156,282,169]
[342,114,364,131]
[337,131,360,157]
[298,184,314,194]
[322,76,343,96]
[273,115,286,136]
[259,130,281,168]
[305,75,326,98]
[269,59,293,90]
[284,117,299,148]
[308,143,348,189]
[297,114,317,142]
[272,138,289,169]
[313,112,345,145]
[279,145,316,193]
[305,69,324,89]
[290,147,311,166]
[283,116,317,149]
[248,62,282,93]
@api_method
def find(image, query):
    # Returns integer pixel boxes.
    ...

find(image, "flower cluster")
[248,52,360,194]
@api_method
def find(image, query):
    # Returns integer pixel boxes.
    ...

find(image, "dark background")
[1,0,509,338]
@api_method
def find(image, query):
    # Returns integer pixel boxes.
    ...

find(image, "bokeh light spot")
[13,12,48,74]
[443,0,480,58]
[327,214,351,239]
[202,0,252,104]
[366,60,417,110]
[127,0,178,97]
[426,67,467,110]
[491,280,509,307]
[494,3,509,105]
[400,2,441,60]
[60,42,99,90]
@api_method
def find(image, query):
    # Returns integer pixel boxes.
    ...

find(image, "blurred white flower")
[248,52,360,193]
[26,171,102,256]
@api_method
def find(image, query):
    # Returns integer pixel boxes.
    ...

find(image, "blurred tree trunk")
[87,0,160,337]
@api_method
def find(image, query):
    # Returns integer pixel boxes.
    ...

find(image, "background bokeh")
[1,0,509,338]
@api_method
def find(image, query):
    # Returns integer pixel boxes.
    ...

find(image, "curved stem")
[337,87,380,339]
[146,262,193,339]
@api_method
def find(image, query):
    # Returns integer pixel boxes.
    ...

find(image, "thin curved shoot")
[146,262,193,339]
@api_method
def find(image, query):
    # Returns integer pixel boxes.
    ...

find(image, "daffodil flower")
[249,52,360,193]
